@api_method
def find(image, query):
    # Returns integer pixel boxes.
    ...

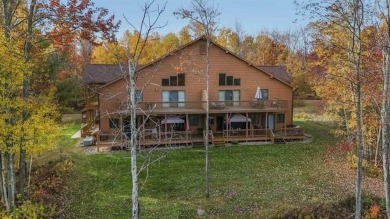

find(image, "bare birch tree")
[174,0,220,199]
[121,1,167,218]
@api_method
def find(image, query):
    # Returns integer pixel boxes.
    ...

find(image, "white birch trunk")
[7,153,15,208]
[129,62,139,219]
[0,153,9,212]
[355,79,363,219]
[382,48,390,217]
[205,37,210,198]
[351,1,364,217]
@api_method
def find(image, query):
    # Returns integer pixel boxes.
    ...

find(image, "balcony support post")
[164,114,167,142]
[284,113,287,137]
[246,112,249,141]
[265,112,268,136]
[185,114,189,140]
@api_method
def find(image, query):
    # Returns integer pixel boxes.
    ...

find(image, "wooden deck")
[90,127,305,151]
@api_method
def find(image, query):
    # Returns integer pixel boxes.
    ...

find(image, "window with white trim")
[162,90,185,107]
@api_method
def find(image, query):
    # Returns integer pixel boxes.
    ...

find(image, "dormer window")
[162,73,185,86]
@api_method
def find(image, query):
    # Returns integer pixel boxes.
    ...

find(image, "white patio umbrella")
[254,86,262,99]
[230,114,251,123]
[161,116,185,124]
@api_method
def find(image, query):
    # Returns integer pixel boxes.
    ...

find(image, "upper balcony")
[85,99,99,109]
[134,99,288,115]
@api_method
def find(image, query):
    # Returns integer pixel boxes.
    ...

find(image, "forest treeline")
[1,0,390,217]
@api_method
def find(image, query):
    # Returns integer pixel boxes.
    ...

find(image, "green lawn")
[64,120,345,218]
[61,122,81,138]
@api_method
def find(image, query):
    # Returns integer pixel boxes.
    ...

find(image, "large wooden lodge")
[81,36,304,150]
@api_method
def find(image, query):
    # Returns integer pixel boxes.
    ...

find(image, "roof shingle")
[257,66,292,84]
[82,64,129,84]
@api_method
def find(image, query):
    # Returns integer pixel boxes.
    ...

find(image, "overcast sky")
[93,0,306,37]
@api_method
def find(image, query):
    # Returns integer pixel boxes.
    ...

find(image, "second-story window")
[260,89,269,100]
[218,90,240,106]
[219,73,240,86]
[109,118,120,129]
[162,73,185,86]
[135,90,143,103]
[128,89,143,103]
[162,90,185,108]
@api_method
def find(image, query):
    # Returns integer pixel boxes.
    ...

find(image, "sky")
[93,0,306,37]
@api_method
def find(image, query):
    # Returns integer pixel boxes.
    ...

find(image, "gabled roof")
[87,35,293,87]
[258,66,292,84]
[82,64,129,84]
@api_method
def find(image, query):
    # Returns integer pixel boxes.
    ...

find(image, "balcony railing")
[140,130,192,142]
[85,99,98,109]
[135,99,288,112]
[96,129,193,148]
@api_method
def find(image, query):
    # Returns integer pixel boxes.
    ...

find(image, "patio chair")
[211,102,226,109]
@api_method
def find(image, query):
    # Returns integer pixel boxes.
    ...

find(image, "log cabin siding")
[99,38,293,134]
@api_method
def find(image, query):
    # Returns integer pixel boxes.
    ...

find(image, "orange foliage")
[369,203,381,219]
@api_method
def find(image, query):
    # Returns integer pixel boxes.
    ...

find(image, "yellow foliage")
[0,29,59,156]
[91,31,181,65]
[91,42,126,64]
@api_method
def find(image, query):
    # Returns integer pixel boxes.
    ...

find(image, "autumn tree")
[297,0,371,217]
[92,42,127,64]
[0,0,118,211]
[92,30,183,66]
[216,27,239,52]
[160,32,180,54]
[178,26,192,45]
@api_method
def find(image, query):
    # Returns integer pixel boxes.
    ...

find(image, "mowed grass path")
[65,121,343,218]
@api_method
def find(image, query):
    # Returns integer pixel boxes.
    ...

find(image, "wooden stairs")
[203,130,225,147]
[273,137,286,144]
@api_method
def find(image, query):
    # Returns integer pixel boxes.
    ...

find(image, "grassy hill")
[59,120,369,218]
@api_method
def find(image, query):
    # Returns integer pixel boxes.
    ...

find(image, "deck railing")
[81,123,93,137]
[96,130,193,143]
[139,129,192,141]
[134,99,288,112]
[94,127,304,148]
[279,127,305,136]
[223,128,270,138]
[84,93,99,109]
[268,129,275,143]
[97,132,125,143]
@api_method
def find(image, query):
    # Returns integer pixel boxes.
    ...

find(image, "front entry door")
[216,116,224,132]
[268,114,275,130]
